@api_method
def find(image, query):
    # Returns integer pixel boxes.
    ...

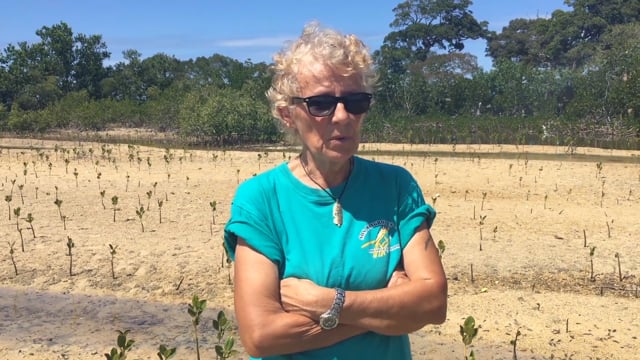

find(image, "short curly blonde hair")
[266,21,377,121]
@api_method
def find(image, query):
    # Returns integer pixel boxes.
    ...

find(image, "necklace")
[299,156,353,227]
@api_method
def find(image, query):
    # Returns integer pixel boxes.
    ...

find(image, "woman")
[224,21,447,359]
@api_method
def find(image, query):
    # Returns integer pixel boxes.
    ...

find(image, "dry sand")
[1,136,639,359]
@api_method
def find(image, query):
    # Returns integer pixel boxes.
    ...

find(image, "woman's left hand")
[280,278,333,319]
[387,269,410,287]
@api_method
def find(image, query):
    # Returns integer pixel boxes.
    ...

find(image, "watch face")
[320,314,338,330]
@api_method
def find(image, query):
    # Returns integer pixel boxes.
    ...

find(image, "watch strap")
[331,288,345,315]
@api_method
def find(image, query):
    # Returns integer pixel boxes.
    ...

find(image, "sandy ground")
[0,136,639,360]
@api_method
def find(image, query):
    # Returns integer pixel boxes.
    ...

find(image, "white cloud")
[215,36,292,48]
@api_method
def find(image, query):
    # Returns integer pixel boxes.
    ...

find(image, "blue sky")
[1,0,570,69]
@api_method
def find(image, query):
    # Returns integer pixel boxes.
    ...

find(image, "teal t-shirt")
[224,156,436,360]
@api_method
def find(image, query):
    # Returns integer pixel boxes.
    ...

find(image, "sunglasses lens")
[306,96,337,116]
[297,93,372,116]
[344,94,372,115]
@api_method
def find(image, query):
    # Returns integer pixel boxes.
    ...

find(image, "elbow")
[432,279,448,324]
[419,277,448,326]
[389,290,448,335]
[431,298,447,324]
[431,277,448,324]
[240,327,278,358]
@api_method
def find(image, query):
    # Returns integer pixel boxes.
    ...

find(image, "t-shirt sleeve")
[396,169,436,249]
[223,180,284,268]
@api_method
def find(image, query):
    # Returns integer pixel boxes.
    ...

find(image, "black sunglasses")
[291,92,373,117]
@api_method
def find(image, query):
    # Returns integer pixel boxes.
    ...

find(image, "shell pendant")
[332,201,343,227]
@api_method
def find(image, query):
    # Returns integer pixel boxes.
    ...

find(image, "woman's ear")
[278,107,295,128]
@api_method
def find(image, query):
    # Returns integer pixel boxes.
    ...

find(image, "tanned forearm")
[241,311,366,358]
[339,278,447,335]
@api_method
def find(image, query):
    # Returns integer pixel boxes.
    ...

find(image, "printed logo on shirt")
[359,220,399,258]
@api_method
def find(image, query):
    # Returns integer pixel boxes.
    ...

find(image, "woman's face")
[281,61,367,165]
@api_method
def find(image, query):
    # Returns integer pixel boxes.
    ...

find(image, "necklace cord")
[299,156,353,202]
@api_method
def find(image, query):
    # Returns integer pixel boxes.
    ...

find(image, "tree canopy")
[0,0,638,149]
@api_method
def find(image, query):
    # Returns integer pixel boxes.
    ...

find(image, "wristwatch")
[319,288,346,330]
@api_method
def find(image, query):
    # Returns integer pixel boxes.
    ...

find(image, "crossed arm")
[233,221,448,358]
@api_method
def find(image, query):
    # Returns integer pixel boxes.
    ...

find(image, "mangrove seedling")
[481,192,487,210]
[213,311,241,360]
[157,344,177,360]
[111,196,119,222]
[544,193,548,209]
[13,207,20,231]
[212,310,232,344]
[146,190,152,210]
[236,169,240,184]
[615,253,623,282]
[17,227,25,252]
[54,198,63,220]
[224,244,233,284]
[5,194,12,220]
[479,215,487,250]
[460,316,479,360]
[437,239,446,258]
[188,294,207,360]
[8,241,18,276]
[97,172,102,189]
[596,161,603,178]
[157,199,164,224]
[100,190,107,209]
[431,193,440,206]
[136,206,145,232]
[25,213,35,238]
[105,329,135,360]
[510,329,521,360]
[73,168,79,187]
[589,246,596,282]
[67,236,75,276]
[216,337,238,360]
[210,200,217,225]
[18,184,24,204]
[109,244,118,279]
[22,162,28,183]
[64,158,70,173]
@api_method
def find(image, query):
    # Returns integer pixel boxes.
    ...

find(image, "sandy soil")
[0,136,639,360]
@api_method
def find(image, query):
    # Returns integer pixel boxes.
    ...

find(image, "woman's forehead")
[295,61,362,93]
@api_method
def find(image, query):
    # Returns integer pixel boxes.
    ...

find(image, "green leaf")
[224,337,235,351]
[215,345,224,357]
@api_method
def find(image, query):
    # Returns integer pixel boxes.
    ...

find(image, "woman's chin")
[326,141,358,159]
